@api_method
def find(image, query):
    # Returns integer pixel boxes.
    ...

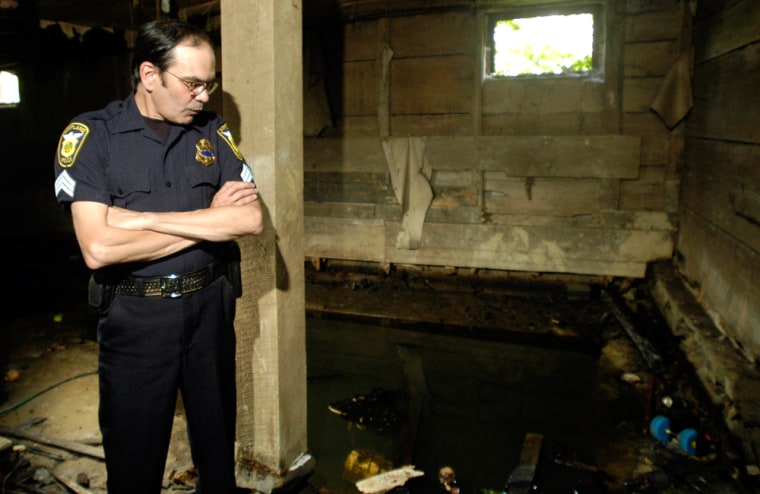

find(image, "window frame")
[0,69,21,107]
[483,2,605,81]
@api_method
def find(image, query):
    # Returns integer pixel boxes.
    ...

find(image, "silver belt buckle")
[161,274,182,298]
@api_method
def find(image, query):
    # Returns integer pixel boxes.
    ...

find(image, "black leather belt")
[114,263,226,298]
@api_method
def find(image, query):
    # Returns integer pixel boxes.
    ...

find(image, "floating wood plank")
[505,432,543,494]
[355,465,425,494]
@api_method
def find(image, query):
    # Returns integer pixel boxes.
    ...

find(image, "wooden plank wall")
[303,1,686,278]
[679,0,760,362]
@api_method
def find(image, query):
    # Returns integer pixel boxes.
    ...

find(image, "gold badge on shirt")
[195,138,215,167]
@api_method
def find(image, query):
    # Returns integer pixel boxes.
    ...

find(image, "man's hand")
[211,181,259,207]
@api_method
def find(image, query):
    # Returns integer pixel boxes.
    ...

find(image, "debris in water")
[355,465,424,494]
[328,387,405,433]
[438,466,460,494]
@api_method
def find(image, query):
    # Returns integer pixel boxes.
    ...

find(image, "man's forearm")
[80,226,198,269]
[110,203,263,242]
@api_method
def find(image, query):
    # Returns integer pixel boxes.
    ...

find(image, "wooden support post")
[221,0,311,491]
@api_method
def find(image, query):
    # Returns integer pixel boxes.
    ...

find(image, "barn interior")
[1,1,759,493]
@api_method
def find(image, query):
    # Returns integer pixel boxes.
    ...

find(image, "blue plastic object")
[649,415,671,442]
[678,428,699,455]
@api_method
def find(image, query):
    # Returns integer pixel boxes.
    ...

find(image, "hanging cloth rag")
[651,51,693,129]
[382,137,434,250]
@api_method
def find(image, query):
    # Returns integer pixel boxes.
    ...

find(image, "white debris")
[620,372,642,384]
[355,465,424,494]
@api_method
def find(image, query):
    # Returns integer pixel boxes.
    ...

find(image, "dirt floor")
[0,305,199,493]
[0,259,757,493]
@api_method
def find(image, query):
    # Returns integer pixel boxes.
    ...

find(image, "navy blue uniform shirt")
[54,92,254,278]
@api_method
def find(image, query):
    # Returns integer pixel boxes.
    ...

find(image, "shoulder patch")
[57,122,90,168]
[217,123,243,161]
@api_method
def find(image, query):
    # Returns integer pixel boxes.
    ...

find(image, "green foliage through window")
[0,71,20,105]
[492,13,594,77]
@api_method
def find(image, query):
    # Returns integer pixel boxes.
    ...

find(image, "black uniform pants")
[97,276,237,494]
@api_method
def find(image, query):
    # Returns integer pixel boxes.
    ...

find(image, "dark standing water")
[305,315,611,494]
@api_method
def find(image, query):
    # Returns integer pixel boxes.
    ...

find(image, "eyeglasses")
[164,69,219,96]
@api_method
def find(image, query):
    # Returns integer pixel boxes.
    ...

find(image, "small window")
[485,6,601,79]
[0,70,20,105]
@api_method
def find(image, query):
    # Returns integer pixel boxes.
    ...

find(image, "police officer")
[53,18,263,494]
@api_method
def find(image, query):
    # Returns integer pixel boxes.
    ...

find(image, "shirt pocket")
[107,172,151,208]
[185,155,222,185]
[184,159,222,205]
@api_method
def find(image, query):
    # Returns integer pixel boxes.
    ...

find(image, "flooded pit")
[305,315,635,494]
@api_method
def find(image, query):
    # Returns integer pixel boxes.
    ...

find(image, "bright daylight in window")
[492,13,593,77]
[0,71,20,104]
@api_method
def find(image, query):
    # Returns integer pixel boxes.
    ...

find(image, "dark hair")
[130,18,214,88]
